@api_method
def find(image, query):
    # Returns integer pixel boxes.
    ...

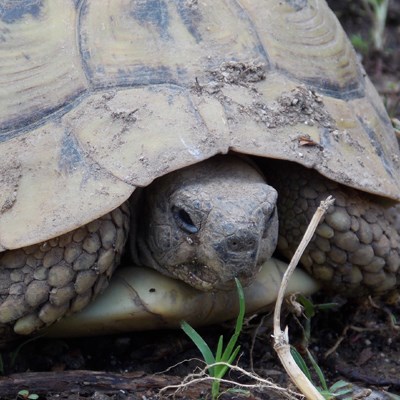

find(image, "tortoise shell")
[0,0,399,251]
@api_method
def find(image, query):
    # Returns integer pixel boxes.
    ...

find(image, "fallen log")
[0,370,209,398]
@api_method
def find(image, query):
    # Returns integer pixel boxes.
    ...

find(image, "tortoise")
[0,0,399,342]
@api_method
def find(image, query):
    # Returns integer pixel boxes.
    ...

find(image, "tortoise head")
[132,156,278,291]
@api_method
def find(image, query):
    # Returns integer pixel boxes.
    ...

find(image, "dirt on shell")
[208,61,267,85]
[250,86,335,129]
[0,161,21,215]
[199,61,335,131]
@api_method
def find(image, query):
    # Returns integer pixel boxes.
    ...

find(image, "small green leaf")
[220,278,245,362]
[350,33,370,54]
[297,295,315,318]
[307,349,328,392]
[215,345,241,379]
[215,335,224,361]
[328,380,353,397]
[315,302,339,311]
[181,277,246,400]
[329,380,351,392]
[290,347,312,381]
[181,321,216,375]
[234,278,245,329]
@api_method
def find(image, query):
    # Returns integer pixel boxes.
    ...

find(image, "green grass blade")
[215,345,241,379]
[10,334,46,367]
[329,380,351,392]
[297,295,315,319]
[328,380,353,397]
[181,278,246,399]
[181,320,216,375]
[221,278,245,362]
[227,345,241,365]
[290,347,312,381]
[315,303,340,311]
[215,335,224,361]
[221,332,239,362]
[306,349,328,392]
[211,378,221,400]
[233,278,245,335]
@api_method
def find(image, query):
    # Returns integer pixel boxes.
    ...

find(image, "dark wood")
[0,370,209,397]
[334,359,400,389]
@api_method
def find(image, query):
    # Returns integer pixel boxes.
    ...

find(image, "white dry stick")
[273,196,335,400]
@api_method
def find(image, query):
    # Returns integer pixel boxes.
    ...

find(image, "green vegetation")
[361,0,389,51]
[296,294,338,346]
[1,335,45,375]
[347,0,389,54]
[291,296,352,399]
[181,278,245,400]
[291,347,352,400]
[290,295,352,400]
[16,389,39,400]
[350,33,370,54]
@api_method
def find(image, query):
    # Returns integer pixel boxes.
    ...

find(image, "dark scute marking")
[358,116,394,178]
[303,76,364,100]
[0,26,11,42]
[130,0,170,40]
[0,111,47,136]
[0,90,86,142]
[174,0,202,43]
[77,0,93,82]
[113,65,175,86]
[176,65,188,81]
[59,131,84,174]
[284,0,308,11]
[73,0,83,9]
[0,0,43,23]
[319,127,332,150]
[276,67,365,100]
[368,92,398,136]
[254,43,270,62]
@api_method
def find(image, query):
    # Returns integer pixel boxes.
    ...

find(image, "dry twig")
[273,196,335,400]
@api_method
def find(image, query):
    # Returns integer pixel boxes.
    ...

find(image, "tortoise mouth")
[167,261,255,292]
[167,262,220,291]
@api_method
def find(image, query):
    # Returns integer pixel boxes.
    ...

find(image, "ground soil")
[1,1,400,399]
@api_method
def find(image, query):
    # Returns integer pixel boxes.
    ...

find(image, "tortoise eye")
[172,206,199,234]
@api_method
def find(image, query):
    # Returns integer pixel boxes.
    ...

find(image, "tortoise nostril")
[227,232,258,252]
